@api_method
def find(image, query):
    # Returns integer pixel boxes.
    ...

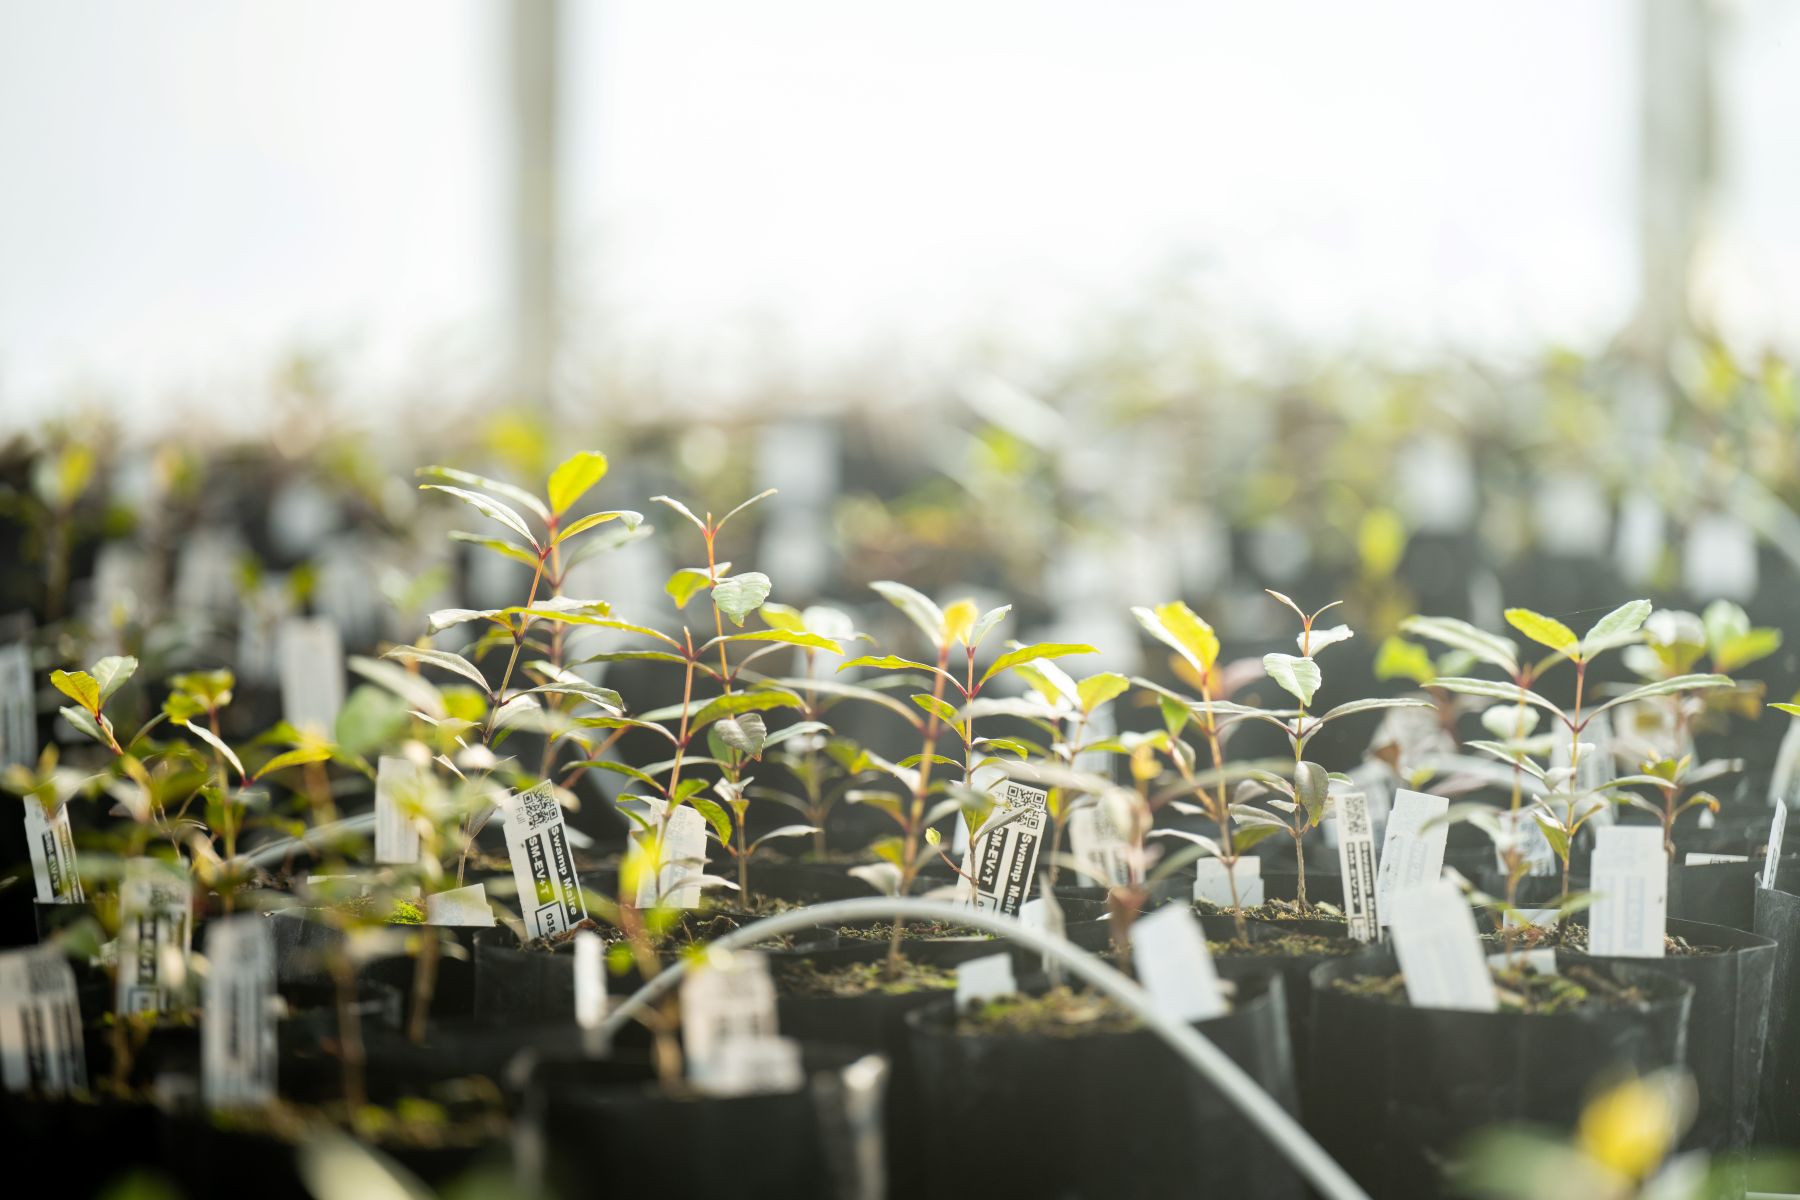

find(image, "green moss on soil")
[1193,898,1344,924]
[1208,931,1364,958]
[957,986,1144,1037]
[777,957,955,998]
[837,920,990,942]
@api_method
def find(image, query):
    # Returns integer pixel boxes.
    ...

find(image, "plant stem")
[887,642,952,978]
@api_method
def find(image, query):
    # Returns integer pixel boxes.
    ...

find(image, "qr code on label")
[519,785,561,829]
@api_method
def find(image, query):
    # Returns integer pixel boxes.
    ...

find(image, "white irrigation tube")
[597,895,1371,1200]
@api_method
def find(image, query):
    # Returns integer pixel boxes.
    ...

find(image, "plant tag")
[1067,803,1132,887]
[1494,807,1557,878]
[1503,908,1557,929]
[173,528,243,618]
[1488,948,1557,975]
[116,858,192,1014]
[1390,880,1496,1011]
[634,802,707,909]
[682,951,780,1091]
[1334,785,1381,941]
[1131,904,1227,1022]
[1685,852,1748,866]
[0,640,33,769]
[1376,789,1450,926]
[1614,490,1664,586]
[955,953,1017,1011]
[502,782,588,940]
[1193,857,1263,907]
[701,1035,805,1097]
[1683,512,1757,601]
[1590,826,1667,957]
[955,781,1048,916]
[23,795,83,905]
[277,617,344,735]
[424,883,495,927]
[1763,802,1788,891]
[202,915,275,1108]
[1020,887,1067,986]
[0,945,86,1096]
[373,755,423,865]
[1771,720,1800,811]
[574,930,606,1031]
[1328,759,1394,849]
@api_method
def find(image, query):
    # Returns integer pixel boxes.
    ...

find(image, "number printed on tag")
[203,915,275,1108]
[503,782,588,941]
[1334,785,1380,941]
[956,781,1049,916]
[0,946,87,1096]
[23,795,83,904]
[116,859,192,1015]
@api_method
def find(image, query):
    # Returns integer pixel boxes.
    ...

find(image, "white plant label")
[373,755,423,865]
[1683,512,1757,602]
[956,781,1048,916]
[202,915,275,1108]
[423,883,495,927]
[1375,789,1450,926]
[1763,801,1789,891]
[1494,807,1556,878]
[23,795,83,904]
[503,782,588,940]
[1771,720,1800,812]
[573,930,606,1031]
[277,617,345,735]
[1020,888,1067,985]
[955,952,1017,1011]
[704,1035,805,1097]
[1328,759,1394,849]
[1334,785,1381,942]
[1390,880,1496,1012]
[634,802,707,910]
[682,951,781,1093]
[1503,908,1557,930]
[1131,904,1227,1023]
[116,859,192,1014]
[1590,826,1667,958]
[1685,853,1748,866]
[0,640,33,769]
[1067,803,1132,888]
[0,946,86,1096]
[1193,857,1263,908]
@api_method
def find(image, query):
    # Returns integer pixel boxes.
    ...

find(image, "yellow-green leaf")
[547,451,609,515]
[50,670,99,714]
[1504,608,1579,657]
[979,643,1097,688]
[1076,672,1129,713]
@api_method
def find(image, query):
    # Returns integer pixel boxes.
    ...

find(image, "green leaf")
[969,605,1012,649]
[417,464,551,522]
[1399,615,1519,674]
[1773,703,1800,718]
[912,693,959,725]
[1581,599,1651,658]
[547,451,609,515]
[555,509,643,544]
[1233,822,1286,853]
[839,654,940,675]
[650,494,708,533]
[1428,676,1561,712]
[690,795,734,845]
[666,567,714,608]
[1503,608,1579,658]
[92,656,137,703]
[712,573,772,626]
[1373,636,1435,686]
[1294,761,1328,824]
[448,530,540,569]
[574,760,662,789]
[515,681,624,712]
[1534,812,1571,861]
[59,705,111,749]
[870,580,946,646]
[573,650,690,668]
[1131,602,1219,674]
[1717,628,1782,674]
[1590,674,1734,718]
[1262,654,1321,707]
[715,713,768,758]
[256,746,334,777]
[689,690,806,731]
[942,600,979,648]
[419,484,539,548]
[1313,696,1434,725]
[50,670,99,713]
[759,603,808,634]
[705,628,842,654]
[980,642,1097,688]
[1076,672,1130,713]
[184,721,246,779]
[383,646,492,694]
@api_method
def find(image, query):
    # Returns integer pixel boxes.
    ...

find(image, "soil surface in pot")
[1195,897,1345,924]
[1492,921,1715,957]
[1331,962,1651,1014]
[834,918,989,942]
[776,956,954,998]
[1209,928,1363,958]
[209,1086,509,1153]
[956,985,1145,1037]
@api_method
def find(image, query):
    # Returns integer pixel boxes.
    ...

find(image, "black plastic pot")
[1308,953,1693,1199]
[518,1047,883,1199]
[1568,917,1775,1153]
[1754,863,1800,1146]
[0,1096,163,1195]
[904,970,1303,1199]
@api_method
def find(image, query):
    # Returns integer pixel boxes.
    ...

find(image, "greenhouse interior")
[8,3,1800,1198]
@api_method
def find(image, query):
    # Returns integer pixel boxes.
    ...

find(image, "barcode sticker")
[1334,785,1380,941]
[1390,879,1496,1012]
[1131,904,1227,1022]
[0,946,86,1096]
[116,859,192,1015]
[202,915,274,1108]
[503,782,588,941]
[277,617,345,736]
[1590,826,1667,957]
[23,795,83,905]
[0,641,33,769]
[373,755,423,865]
[682,951,780,1092]
[956,781,1048,916]
[1376,789,1450,926]
[1067,803,1132,888]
